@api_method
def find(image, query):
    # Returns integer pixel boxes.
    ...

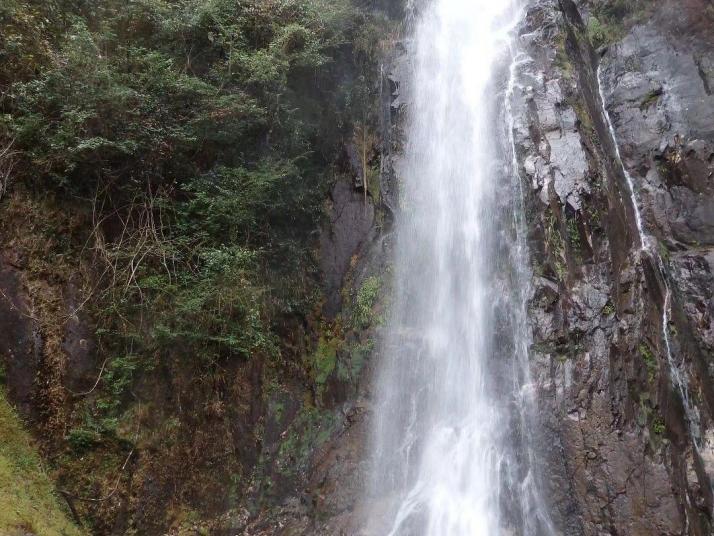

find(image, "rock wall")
[510,0,714,534]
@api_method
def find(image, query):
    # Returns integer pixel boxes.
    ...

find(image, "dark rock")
[0,251,40,418]
[320,179,375,319]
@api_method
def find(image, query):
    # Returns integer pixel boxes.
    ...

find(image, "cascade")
[368,1,553,534]
[596,65,703,451]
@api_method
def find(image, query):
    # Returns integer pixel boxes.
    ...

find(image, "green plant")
[0,392,83,535]
[587,0,650,48]
[652,417,666,436]
[354,276,382,328]
[658,241,671,262]
[545,213,567,280]
[349,339,374,378]
[587,16,615,48]
[66,428,100,453]
[312,335,340,389]
[639,343,658,383]
[0,0,398,530]
[274,406,336,478]
[640,88,663,110]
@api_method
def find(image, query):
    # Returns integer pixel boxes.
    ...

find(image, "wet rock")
[600,24,714,247]
[0,252,40,418]
[508,0,714,533]
[320,179,376,318]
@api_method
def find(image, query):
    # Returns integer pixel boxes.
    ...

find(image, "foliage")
[586,16,615,49]
[0,0,395,529]
[544,212,566,280]
[640,88,663,111]
[0,0,391,381]
[652,416,666,436]
[66,428,101,454]
[354,275,382,328]
[586,0,649,47]
[639,343,658,384]
[312,335,340,388]
[274,406,336,478]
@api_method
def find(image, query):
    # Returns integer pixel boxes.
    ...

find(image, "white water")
[368,1,553,534]
[596,65,647,251]
[596,65,703,451]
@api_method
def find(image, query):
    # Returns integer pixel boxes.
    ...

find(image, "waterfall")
[367,1,553,534]
[596,65,703,451]
[596,65,647,251]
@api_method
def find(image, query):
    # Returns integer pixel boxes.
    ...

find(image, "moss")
[567,219,580,247]
[566,216,583,264]
[639,343,658,383]
[640,88,663,111]
[349,339,374,378]
[367,163,381,206]
[65,429,100,454]
[658,241,671,262]
[586,0,652,48]
[0,392,84,536]
[587,16,618,48]
[572,100,595,136]
[530,342,555,355]
[554,34,574,79]
[313,335,340,388]
[544,212,567,280]
[274,407,336,478]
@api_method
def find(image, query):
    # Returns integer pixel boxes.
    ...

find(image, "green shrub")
[66,428,100,453]
[354,276,381,328]
[587,16,615,49]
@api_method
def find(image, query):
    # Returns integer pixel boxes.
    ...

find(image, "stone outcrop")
[508,0,714,534]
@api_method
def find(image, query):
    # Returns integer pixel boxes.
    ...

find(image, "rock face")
[506,0,714,534]
[275,1,714,534]
[0,252,40,419]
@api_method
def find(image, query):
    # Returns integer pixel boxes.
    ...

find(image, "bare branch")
[0,138,18,202]
[59,449,135,503]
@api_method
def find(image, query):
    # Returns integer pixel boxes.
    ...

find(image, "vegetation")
[639,342,658,384]
[1,0,395,365]
[544,211,567,280]
[0,0,399,531]
[0,392,82,536]
[640,88,663,110]
[354,275,382,328]
[585,0,650,48]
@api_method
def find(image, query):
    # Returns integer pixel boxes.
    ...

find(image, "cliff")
[510,0,714,533]
[1,0,714,535]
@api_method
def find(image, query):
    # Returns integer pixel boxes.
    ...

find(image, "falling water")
[596,65,703,450]
[368,1,553,534]
[596,65,647,250]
